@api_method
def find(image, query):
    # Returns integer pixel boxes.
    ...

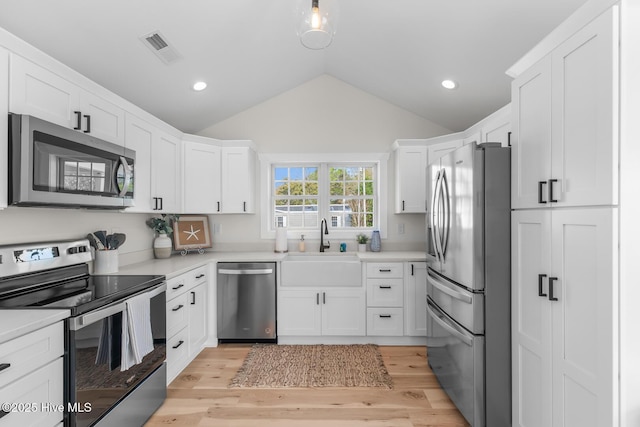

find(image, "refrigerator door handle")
[431,169,443,262]
[428,270,472,304]
[427,300,473,347]
[440,169,451,260]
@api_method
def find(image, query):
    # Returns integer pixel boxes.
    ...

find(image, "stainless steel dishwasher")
[217,262,277,342]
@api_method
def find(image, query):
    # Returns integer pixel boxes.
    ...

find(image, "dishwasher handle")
[218,268,273,275]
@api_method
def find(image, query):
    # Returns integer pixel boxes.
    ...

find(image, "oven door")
[66,285,166,427]
[427,298,484,427]
[9,113,134,209]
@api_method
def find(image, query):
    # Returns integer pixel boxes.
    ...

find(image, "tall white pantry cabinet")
[510,1,640,426]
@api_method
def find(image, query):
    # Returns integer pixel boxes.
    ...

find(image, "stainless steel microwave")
[8,113,135,209]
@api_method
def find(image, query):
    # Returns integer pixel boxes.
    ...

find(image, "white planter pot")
[153,233,172,259]
[358,243,367,252]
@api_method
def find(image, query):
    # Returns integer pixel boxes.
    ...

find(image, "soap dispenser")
[298,235,305,252]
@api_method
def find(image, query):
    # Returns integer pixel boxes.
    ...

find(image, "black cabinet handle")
[507,131,512,147]
[316,293,319,305]
[74,111,82,130]
[379,285,392,289]
[172,283,184,290]
[196,274,205,279]
[538,274,548,297]
[402,200,405,211]
[217,201,221,212]
[159,197,163,211]
[0,363,10,372]
[548,179,558,203]
[379,269,391,272]
[172,340,184,349]
[411,264,414,276]
[243,201,247,212]
[548,277,559,301]
[190,291,196,305]
[83,114,91,133]
[323,292,326,304]
[379,314,392,318]
[538,181,548,204]
[172,304,184,312]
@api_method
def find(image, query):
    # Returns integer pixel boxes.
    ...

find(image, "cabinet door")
[183,140,221,213]
[404,262,427,336]
[511,55,552,209]
[124,114,153,212]
[321,289,366,336]
[395,145,427,213]
[221,146,254,213]
[427,139,463,165]
[278,290,322,336]
[9,54,80,128]
[511,210,553,427]
[188,281,208,355]
[79,92,125,145]
[483,115,511,147]
[152,131,181,213]
[551,8,618,207]
[0,48,8,209]
[550,208,616,427]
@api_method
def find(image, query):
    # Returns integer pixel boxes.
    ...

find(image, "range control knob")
[68,247,79,254]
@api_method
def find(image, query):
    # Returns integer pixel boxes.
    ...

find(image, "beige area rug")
[229,344,393,389]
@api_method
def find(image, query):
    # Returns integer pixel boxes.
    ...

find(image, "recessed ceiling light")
[193,81,207,91]
[441,80,457,90]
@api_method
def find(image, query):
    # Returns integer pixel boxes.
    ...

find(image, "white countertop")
[118,250,427,278]
[0,309,70,344]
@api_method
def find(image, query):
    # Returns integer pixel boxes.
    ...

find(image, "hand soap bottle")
[298,235,305,252]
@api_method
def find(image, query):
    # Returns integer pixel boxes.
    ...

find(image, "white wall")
[199,74,451,252]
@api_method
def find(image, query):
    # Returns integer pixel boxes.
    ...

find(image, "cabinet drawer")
[367,308,404,336]
[367,279,404,307]
[366,263,403,278]
[0,357,63,427]
[167,274,189,299]
[0,322,64,387]
[166,292,189,338]
[189,265,208,285]
[167,327,189,382]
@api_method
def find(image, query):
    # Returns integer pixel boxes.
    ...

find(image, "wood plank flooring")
[145,345,469,427]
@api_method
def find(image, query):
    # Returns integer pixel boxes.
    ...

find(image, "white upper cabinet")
[394,141,428,213]
[481,105,511,147]
[221,144,255,214]
[0,47,8,210]
[124,113,153,212]
[426,138,463,164]
[9,54,125,145]
[182,137,222,213]
[511,9,618,209]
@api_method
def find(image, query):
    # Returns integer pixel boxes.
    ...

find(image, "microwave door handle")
[119,156,133,197]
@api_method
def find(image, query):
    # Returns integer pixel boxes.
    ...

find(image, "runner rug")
[229,344,393,389]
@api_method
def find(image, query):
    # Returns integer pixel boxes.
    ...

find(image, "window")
[271,162,378,233]
[62,160,106,192]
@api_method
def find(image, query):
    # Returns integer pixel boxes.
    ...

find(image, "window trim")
[260,153,389,240]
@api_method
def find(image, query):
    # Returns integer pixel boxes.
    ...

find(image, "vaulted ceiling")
[0,0,588,133]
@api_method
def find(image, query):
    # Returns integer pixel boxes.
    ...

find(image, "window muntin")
[272,163,376,231]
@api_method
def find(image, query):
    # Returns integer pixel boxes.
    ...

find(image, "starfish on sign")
[183,225,200,241]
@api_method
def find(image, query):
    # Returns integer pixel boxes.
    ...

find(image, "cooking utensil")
[111,233,126,250]
[94,230,108,248]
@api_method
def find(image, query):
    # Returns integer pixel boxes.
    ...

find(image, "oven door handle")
[69,283,166,330]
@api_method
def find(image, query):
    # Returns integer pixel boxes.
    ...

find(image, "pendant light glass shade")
[296,0,338,50]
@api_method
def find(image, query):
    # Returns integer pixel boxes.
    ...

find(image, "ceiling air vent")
[140,31,182,65]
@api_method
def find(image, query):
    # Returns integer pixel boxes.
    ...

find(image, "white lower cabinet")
[278,289,365,336]
[404,262,427,337]
[0,322,64,427]
[512,208,616,427]
[365,262,404,336]
[166,265,209,383]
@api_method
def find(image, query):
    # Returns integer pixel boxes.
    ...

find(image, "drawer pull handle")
[0,363,10,372]
[172,283,184,290]
[195,274,205,279]
[379,269,392,272]
[379,285,392,289]
[379,314,392,318]
[172,304,184,312]
[172,340,184,349]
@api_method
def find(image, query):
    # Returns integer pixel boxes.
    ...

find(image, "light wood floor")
[145,345,469,427]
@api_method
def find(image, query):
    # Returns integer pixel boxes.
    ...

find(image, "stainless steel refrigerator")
[426,142,511,427]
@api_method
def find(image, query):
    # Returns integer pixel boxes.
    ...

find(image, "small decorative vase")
[153,232,172,259]
[358,243,367,252]
[370,230,381,252]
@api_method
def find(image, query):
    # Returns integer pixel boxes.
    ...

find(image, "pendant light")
[297,0,338,50]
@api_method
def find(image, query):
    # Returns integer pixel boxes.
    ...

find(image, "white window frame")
[260,153,389,240]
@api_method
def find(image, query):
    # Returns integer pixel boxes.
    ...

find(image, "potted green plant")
[146,214,178,258]
[356,233,369,252]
